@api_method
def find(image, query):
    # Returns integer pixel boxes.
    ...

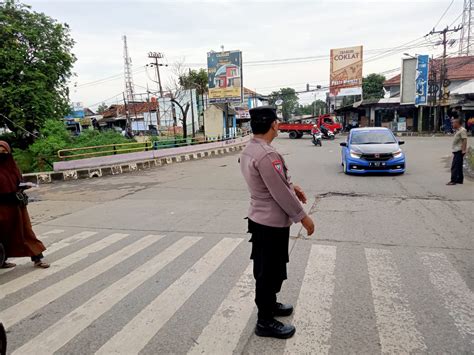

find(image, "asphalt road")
[1,135,473,354]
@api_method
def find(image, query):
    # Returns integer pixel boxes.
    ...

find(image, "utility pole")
[148,52,168,98]
[122,91,131,130]
[188,68,196,138]
[426,25,463,131]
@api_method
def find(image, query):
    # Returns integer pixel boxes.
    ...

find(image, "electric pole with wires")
[426,25,463,131]
[147,52,168,98]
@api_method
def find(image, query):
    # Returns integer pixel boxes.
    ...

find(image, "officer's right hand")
[301,215,315,236]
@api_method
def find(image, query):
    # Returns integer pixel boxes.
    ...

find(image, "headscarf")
[0,140,22,194]
[0,140,11,153]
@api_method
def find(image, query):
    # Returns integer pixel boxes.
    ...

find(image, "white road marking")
[13,237,201,355]
[0,233,128,300]
[0,231,98,274]
[284,245,337,355]
[188,262,254,355]
[419,251,474,344]
[365,248,427,354]
[96,237,243,355]
[1,234,162,327]
[41,229,65,236]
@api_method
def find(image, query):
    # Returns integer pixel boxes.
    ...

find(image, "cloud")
[26,0,463,108]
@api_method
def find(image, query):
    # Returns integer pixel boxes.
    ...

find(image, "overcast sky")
[27,0,465,108]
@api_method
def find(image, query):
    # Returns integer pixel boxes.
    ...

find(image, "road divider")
[22,136,250,185]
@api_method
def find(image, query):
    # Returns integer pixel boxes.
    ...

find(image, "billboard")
[207,50,242,104]
[415,55,429,106]
[65,102,85,119]
[400,57,417,105]
[330,46,363,97]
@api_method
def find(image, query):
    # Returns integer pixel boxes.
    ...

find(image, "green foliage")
[179,69,208,95]
[363,73,386,100]
[0,0,76,146]
[72,129,129,148]
[294,100,327,116]
[25,119,71,171]
[12,119,132,173]
[12,148,34,173]
[96,103,108,114]
[268,88,299,121]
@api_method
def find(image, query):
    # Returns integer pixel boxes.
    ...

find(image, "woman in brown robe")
[0,141,49,268]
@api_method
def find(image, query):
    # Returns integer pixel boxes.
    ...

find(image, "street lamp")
[403,53,418,59]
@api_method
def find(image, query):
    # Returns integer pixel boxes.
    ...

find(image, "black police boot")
[255,319,296,339]
[273,302,293,317]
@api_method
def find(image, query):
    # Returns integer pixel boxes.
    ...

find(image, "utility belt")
[0,192,29,207]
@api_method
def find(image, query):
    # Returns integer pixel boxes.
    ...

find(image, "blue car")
[340,127,406,174]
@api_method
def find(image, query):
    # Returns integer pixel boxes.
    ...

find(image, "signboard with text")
[329,45,363,97]
[415,55,429,106]
[207,50,243,104]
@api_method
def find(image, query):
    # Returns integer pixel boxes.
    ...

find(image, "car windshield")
[351,130,396,144]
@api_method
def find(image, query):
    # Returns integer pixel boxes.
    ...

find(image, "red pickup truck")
[279,114,342,139]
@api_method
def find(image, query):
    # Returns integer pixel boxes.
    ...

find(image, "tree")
[0,0,76,147]
[179,68,208,95]
[97,103,108,114]
[363,73,386,100]
[294,100,327,116]
[268,87,298,121]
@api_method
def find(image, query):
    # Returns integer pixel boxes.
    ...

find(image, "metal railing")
[57,132,250,160]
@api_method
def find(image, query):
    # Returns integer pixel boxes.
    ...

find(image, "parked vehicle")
[279,114,342,139]
[311,125,322,146]
[340,127,405,174]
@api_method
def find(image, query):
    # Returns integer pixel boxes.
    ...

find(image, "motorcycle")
[320,125,335,140]
[311,125,322,146]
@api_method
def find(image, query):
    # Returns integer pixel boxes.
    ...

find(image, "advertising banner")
[330,46,363,97]
[400,58,417,105]
[207,50,242,104]
[415,55,429,106]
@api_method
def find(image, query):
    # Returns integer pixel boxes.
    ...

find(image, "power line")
[84,92,124,110]
[433,0,456,29]
[74,66,146,88]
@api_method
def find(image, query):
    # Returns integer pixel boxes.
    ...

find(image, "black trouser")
[248,219,289,321]
[451,151,464,184]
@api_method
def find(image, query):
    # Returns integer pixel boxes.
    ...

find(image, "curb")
[22,144,246,185]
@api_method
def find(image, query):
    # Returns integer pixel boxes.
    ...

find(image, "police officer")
[240,106,315,339]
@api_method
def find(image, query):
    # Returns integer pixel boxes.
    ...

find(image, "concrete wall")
[204,105,224,138]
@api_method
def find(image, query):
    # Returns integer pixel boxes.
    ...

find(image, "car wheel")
[296,132,304,139]
[289,131,298,139]
[342,161,348,174]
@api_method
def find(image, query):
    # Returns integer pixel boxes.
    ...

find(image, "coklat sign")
[330,45,363,97]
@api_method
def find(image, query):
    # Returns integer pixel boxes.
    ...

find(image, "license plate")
[370,162,386,167]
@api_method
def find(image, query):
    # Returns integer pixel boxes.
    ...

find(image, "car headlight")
[393,149,403,158]
[350,150,362,159]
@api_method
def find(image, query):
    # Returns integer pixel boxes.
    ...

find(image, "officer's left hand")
[294,185,307,204]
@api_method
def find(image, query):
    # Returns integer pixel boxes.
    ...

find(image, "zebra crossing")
[1,228,472,354]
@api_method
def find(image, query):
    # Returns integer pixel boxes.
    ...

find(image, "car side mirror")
[398,140,405,145]
[340,142,347,147]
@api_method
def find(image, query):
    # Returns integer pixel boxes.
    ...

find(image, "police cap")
[249,106,278,123]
